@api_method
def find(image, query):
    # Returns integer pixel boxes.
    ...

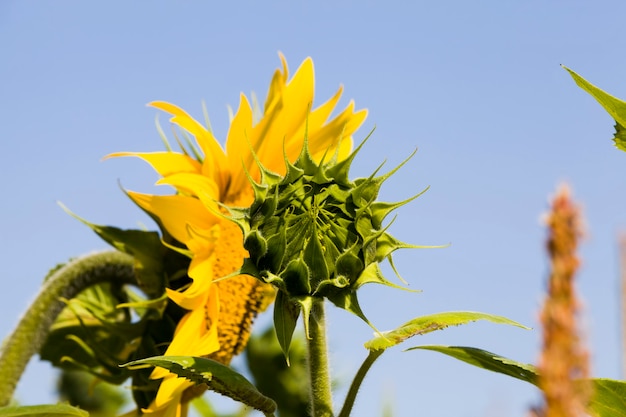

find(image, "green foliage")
[122,356,277,416]
[0,404,88,417]
[56,205,200,409]
[364,311,529,351]
[37,275,172,408]
[246,327,309,417]
[564,66,626,152]
[57,370,127,417]
[39,281,156,380]
[412,345,626,417]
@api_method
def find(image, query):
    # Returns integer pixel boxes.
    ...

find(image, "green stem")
[306,298,333,417]
[0,250,136,406]
[337,349,384,417]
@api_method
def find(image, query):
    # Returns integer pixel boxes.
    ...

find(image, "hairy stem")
[306,299,333,417]
[0,250,136,406]
[338,349,384,417]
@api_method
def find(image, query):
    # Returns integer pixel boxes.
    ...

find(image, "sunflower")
[111,54,367,416]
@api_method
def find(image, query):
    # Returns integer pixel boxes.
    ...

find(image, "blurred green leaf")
[246,327,308,417]
[39,282,140,384]
[409,345,537,384]
[0,403,88,417]
[57,370,127,417]
[364,311,528,351]
[591,379,626,417]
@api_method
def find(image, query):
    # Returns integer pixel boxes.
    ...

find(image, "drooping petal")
[152,286,220,379]
[127,192,217,244]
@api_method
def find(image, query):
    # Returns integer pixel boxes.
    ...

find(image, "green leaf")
[59,204,166,297]
[0,403,89,417]
[409,345,537,384]
[123,355,277,415]
[564,66,626,152]
[412,345,626,417]
[364,311,529,351]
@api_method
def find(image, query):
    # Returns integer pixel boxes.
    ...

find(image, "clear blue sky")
[2,2,626,416]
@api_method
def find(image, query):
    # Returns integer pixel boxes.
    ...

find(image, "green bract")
[227,133,427,358]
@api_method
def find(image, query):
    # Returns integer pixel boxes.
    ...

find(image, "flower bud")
[228,136,424,357]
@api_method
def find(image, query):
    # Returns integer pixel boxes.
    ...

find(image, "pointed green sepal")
[326,290,377,332]
[244,230,268,264]
[354,263,415,292]
[325,129,375,186]
[273,290,301,364]
[370,186,429,229]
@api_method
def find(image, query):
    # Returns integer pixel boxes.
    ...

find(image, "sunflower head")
[228,133,422,357]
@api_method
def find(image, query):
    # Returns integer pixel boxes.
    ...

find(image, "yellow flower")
[111,54,367,416]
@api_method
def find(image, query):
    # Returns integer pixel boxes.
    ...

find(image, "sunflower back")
[228,135,420,358]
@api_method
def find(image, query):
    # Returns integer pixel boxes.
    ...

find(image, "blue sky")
[2,2,626,416]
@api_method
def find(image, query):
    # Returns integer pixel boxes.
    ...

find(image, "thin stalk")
[306,299,333,417]
[338,349,384,417]
[0,250,136,406]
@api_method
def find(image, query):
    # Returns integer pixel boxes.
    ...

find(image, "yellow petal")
[225,93,256,198]
[307,104,368,161]
[252,58,315,174]
[105,152,201,178]
[279,56,315,139]
[166,256,213,310]
[309,85,343,127]
[264,53,288,113]
[156,173,220,210]
[149,101,230,195]
[127,192,217,245]
[161,287,220,357]
[152,376,191,412]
